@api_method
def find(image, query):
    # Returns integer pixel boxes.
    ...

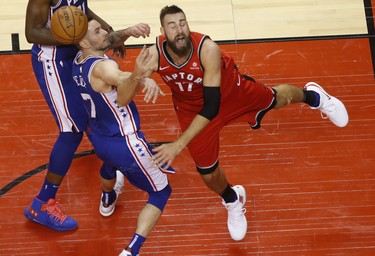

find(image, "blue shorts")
[32,54,88,132]
[88,131,174,193]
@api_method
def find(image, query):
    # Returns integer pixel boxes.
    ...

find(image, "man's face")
[161,12,191,57]
[86,20,110,51]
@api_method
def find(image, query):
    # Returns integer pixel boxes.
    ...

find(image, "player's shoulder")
[88,56,117,76]
[201,36,220,52]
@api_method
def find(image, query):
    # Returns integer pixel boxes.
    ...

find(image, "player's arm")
[91,46,153,106]
[25,0,63,45]
[142,45,160,76]
[106,23,151,59]
[109,24,151,46]
[198,39,222,120]
[90,59,141,106]
[146,45,159,72]
[133,45,166,103]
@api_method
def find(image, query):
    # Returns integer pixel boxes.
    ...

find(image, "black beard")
[167,36,191,57]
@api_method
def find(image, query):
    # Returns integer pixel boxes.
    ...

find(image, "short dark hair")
[159,5,185,25]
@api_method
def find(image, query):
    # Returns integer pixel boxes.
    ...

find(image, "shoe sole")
[99,204,116,217]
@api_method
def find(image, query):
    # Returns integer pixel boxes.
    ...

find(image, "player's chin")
[102,41,111,50]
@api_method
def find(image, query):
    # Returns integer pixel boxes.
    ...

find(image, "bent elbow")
[25,30,36,44]
[116,97,131,107]
[116,101,127,108]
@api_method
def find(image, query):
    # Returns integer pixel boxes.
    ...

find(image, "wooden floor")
[1,1,375,256]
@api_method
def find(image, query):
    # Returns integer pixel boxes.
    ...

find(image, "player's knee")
[199,166,222,191]
[48,132,84,175]
[147,184,172,211]
[58,131,83,147]
[100,163,116,180]
[196,160,219,175]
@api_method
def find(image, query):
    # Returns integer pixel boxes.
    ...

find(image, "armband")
[198,86,221,120]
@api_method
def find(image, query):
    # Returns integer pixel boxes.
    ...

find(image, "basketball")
[50,6,88,45]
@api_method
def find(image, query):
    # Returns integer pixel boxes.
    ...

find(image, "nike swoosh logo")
[159,66,170,71]
[237,74,241,86]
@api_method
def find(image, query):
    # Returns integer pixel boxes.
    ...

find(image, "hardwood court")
[1,0,375,256]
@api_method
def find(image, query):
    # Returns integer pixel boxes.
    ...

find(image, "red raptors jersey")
[156,32,275,169]
[156,32,239,114]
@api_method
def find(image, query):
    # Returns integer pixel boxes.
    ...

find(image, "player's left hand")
[141,78,166,103]
[109,23,150,59]
[152,142,182,169]
[127,23,151,38]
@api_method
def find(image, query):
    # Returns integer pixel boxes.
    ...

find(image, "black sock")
[220,183,238,203]
[303,89,320,107]
[101,189,116,206]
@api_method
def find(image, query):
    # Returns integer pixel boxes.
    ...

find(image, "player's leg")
[187,122,247,241]
[111,132,173,256]
[273,82,349,127]
[89,131,173,255]
[119,185,172,256]
[98,163,125,217]
[197,165,247,241]
[24,57,87,231]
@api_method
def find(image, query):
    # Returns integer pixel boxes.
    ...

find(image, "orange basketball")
[50,6,88,45]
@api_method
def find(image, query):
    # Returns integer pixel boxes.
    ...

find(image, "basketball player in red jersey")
[145,5,349,241]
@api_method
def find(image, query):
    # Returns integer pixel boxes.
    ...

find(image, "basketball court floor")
[0,0,375,255]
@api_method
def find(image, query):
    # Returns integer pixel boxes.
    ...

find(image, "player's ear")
[78,38,89,49]
[160,26,165,36]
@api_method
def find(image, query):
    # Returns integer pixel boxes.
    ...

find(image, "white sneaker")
[222,185,247,241]
[305,82,349,127]
[99,171,125,217]
[119,249,139,256]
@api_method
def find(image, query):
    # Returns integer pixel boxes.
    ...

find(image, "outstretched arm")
[91,46,155,106]
[109,23,151,46]
[153,39,222,168]
[86,7,150,59]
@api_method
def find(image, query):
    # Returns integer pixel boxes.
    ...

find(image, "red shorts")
[174,75,276,172]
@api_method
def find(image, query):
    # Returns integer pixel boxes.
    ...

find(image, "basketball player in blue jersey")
[24,0,152,232]
[72,19,174,256]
